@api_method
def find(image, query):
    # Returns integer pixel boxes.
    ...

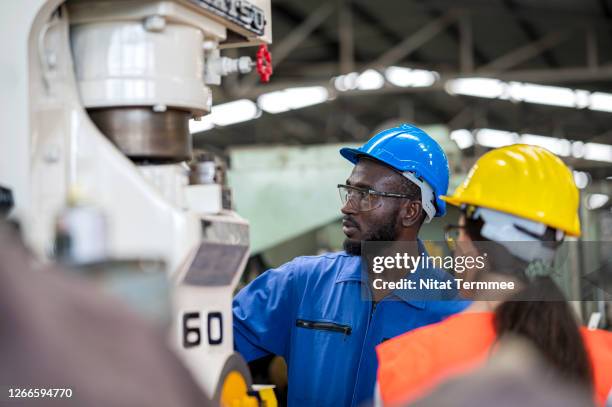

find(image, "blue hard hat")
[339,123,450,217]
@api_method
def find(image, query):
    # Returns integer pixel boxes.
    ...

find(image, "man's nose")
[341,199,357,215]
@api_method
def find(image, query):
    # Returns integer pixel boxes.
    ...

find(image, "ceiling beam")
[458,13,474,73]
[407,0,612,28]
[367,10,459,69]
[350,2,428,64]
[586,27,599,70]
[338,0,355,74]
[428,8,489,66]
[271,3,335,69]
[502,0,560,68]
[272,3,338,57]
[477,30,571,73]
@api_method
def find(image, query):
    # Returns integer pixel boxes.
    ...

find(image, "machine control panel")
[189,0,267,36]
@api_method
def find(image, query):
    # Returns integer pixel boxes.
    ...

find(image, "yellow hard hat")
[442,144,581,237]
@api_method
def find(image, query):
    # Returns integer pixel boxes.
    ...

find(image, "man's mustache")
[342,216,360,230]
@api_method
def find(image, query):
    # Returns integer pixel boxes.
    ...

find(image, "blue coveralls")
[233,250,469,406]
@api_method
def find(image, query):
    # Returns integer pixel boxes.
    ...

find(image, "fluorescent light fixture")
[575,90,590,109]
[333,76,346,92]
[508,83,577,107]
[385,66,412,87]
[385,66,438,88]
[357,69,385,90]
[445,77,612,114]
[584,142,612,163]
[586,193,609,210]
[210,99,259,126]
[573,171,590,189]
[258,86,329,114]
[409,69,439,87]
[446,77,505,99]
[450,129,475,149]
[572,141,585,158]
[334,72,359,92]
[470,127,611,163]
[476,128,519,148]
[520,134,571,157]
[286,86,329,109]
[502,81,521,102]
[189,117,214,134]
[257,92,290,114]
[589,92,612,112]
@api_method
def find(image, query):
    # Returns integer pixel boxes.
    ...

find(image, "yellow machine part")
[220,371,277,407]
[220,371,256,407]
[253,385,278,407]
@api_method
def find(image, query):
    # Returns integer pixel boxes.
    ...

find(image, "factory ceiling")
[194,0,612,180]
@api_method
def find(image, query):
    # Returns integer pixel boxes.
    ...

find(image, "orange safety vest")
[376,312,612,406]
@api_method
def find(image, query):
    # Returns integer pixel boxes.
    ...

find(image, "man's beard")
[343,214,399,256]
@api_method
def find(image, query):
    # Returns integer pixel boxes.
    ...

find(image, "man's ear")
[400,200,423,227]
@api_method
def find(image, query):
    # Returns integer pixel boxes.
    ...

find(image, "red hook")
[256,44,273,83]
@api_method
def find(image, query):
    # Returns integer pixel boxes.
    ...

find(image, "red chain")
[256,44,273,83]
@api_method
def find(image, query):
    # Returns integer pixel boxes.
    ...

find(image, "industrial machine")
[0,0,273,405]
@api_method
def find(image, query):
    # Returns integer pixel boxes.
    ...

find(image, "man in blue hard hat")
[233,124,469,406]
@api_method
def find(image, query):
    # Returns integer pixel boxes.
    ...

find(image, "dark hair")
[396,174,421,201]
[463,215,593,389]
[494,282,593,388]
[395,174,427,226]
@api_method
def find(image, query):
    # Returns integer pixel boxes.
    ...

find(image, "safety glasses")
[337,184,412,212]
[444,224,467,251]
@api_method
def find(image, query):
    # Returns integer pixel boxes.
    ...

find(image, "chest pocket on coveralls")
[290,318,353,405]
[295,319,352,335]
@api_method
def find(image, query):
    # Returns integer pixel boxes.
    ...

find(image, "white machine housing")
[0,0,271,402]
